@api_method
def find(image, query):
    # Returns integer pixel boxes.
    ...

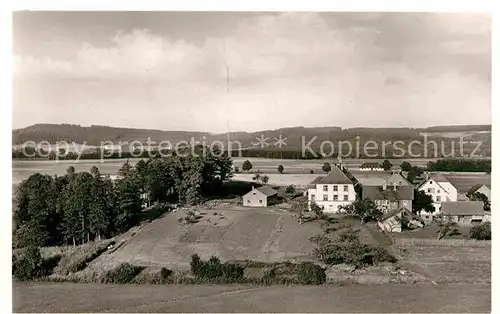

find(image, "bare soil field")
[396,245,491,284]
[442,173,491,193]
[95,207,323,271]
[13,282,491,313]
[393,223,472,240]
[232,173,319,187]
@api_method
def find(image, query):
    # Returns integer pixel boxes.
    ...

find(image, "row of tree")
[426,159,491,173]
[13,148,233,248]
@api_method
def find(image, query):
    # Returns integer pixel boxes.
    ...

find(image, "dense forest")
[426,159,491,173]
[12,148,233,248]
[12,123,492,158]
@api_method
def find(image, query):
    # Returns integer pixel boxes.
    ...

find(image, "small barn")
[242,186,278,207]
[360,162,384,171]
[440,201,485,226]
[378,207,424,233]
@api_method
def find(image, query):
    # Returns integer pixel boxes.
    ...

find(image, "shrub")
[13,246,43,281]
[132,267,172,284]
[469,222,491,240]
[297,262,326,285]
[311,229,396,269]
[371,246,398,264]
[190,254,244,282]
[54,240,114,276]
[310,169,314,174]
[234,166,240,173]
[285,185,296,194]
[103,263,143,284]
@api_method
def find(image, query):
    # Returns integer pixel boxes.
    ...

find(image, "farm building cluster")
[242,158,491,233]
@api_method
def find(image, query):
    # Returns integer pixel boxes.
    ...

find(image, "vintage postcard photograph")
[10,10,492,313]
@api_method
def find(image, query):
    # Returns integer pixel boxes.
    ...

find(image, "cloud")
[12,12,491,131]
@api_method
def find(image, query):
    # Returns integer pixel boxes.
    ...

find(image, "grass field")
[94,207,323,271]
[396,245,491,284]
[13,282,491,313]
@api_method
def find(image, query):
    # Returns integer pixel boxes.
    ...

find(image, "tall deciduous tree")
[381,159,393,171]
[339,199,382,223]
[322,162,331,173]
[400,161,412,172]
[466,192,490,211]
[277,165,284,174]
[242,160,253,172]
[412,190,435,214]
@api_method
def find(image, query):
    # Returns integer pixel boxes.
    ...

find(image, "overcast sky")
[13,12,491,133]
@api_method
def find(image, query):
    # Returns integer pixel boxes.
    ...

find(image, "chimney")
[252,185,255,190]
[382,181,387,190]
[425,173,429,181]
[393,182,397,191]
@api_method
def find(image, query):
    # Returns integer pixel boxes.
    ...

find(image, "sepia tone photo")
[11,11,491,312]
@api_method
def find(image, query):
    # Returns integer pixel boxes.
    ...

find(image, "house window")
[253,192,256,195]
[333,185,338,192]
[323,195,328,201]
[437,190,440,193]
[343,185,348,192]
[436,196,441,202]
[429,181,433,184]
[259,200,263,204]
[311,195,316,201]
[428,188,435,193]
[323,185,328,192]
[343,195,348,201]
[247,200,250,203]
[333,195,338,201]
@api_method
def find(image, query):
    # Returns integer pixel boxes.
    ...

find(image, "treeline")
[12,149,172,160]
[13,148,233,248]
[426,159,491,173]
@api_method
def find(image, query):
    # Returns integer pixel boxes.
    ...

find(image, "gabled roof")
[386,173,412,186]
[363,185,414,201]
[361,162,381,169]
[429,173,450,183]
[468,184,490,194]
[380,207,421,222]
[255,186,278,197]
[308,166,353,185]
[417,174,451,192]
[441,201,484,216]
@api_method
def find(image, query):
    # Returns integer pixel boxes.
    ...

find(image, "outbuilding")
[242,186,278,207]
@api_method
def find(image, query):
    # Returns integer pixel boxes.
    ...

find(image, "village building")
[359,162,384,171]
[307,166,356,213]
[378,207,424,233]
[440,201,485,226]
[467,184,491,201]
[417,173,458,215]
[362,182,414,214]
[242,186,278,207]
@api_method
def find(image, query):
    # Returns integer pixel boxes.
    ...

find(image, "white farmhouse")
[417,173,458,217]
[307,166,356,213]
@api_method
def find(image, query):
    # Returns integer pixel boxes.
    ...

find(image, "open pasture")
[101,207,323,270]
[397,245,490,284]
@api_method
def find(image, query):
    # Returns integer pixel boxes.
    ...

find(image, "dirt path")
[261,215,284,261]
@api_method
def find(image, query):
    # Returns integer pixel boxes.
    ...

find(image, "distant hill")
[12,123,492,157]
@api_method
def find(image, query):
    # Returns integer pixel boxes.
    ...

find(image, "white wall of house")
[418,179,457,214]
[359,167,384,171]
[243,190,268,207]
[374,199,412,214]
[308,183,356,213]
